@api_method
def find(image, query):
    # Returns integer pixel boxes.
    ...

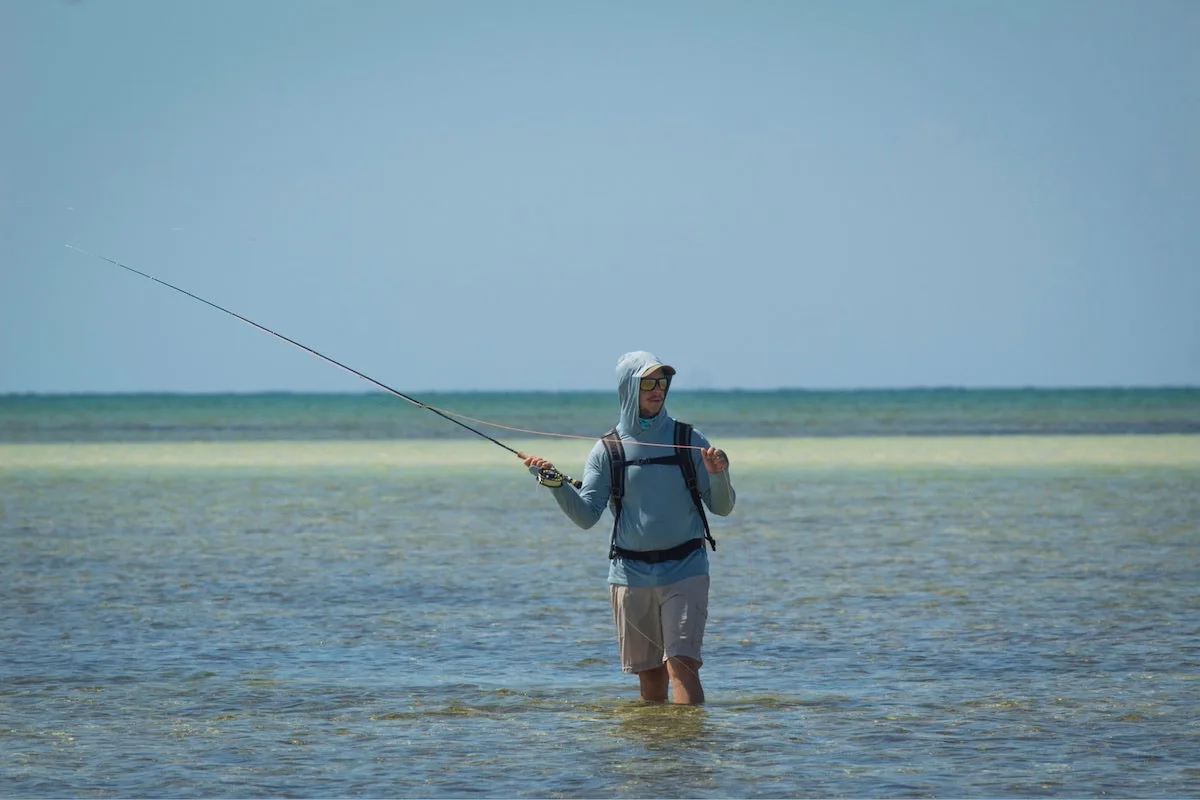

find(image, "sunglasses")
[639,376,672,391]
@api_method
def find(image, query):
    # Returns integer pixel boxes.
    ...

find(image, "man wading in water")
[523,351,735,704]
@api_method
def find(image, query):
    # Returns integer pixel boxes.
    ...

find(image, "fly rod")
[65,245,581,488]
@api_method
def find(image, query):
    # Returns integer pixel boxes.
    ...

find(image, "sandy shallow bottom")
[3,434,1198,470]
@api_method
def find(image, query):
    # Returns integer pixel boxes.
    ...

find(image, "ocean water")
[3,387,1199,443]
[2,392,1199,798]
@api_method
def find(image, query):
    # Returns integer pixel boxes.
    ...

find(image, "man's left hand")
[701,447,729,473]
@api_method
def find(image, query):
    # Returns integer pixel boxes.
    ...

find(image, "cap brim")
[641,362,677,377]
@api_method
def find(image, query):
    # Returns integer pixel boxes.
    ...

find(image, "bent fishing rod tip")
[67,243,586,477]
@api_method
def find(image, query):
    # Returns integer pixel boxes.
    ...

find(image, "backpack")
[600,420,717,562]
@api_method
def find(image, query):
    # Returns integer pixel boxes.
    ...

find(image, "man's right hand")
[520,453,563,488]
[521,454,554,471]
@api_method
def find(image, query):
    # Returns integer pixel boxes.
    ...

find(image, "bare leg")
[666,656,704,705]
[637,666,669,702]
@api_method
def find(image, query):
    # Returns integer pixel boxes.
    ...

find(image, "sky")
[2,0,1197,393]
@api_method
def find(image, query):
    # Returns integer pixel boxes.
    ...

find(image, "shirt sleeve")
[528,441,611,529]
[691,428,736,516]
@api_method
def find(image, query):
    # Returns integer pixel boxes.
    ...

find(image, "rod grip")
[517,451,582,490]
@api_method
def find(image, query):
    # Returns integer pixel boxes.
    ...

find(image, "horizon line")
[3,384,1199,398]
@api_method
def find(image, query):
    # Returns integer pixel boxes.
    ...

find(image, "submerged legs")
[637,657,703,705]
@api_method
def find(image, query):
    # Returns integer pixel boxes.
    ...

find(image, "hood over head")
[614,351,676,436]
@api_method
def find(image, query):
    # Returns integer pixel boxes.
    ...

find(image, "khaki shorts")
[609,574,709,673]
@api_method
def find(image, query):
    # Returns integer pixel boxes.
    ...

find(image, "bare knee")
[666,656,701,678]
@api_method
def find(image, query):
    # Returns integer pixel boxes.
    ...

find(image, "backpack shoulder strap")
[674,421,697,491]
[601,428,625,505]
[674,421,717,552]
[601,428,625,559]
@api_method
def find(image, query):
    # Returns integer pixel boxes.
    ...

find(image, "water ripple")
[1,453,1197,797]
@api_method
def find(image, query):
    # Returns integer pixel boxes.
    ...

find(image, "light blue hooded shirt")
[534,351,736,587]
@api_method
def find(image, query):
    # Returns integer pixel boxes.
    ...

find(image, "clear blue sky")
[2,0,1197,392]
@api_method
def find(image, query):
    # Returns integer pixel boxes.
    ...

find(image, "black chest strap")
[602,421,717,561]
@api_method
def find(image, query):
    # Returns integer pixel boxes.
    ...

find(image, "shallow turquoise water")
[2,450,1198,797]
